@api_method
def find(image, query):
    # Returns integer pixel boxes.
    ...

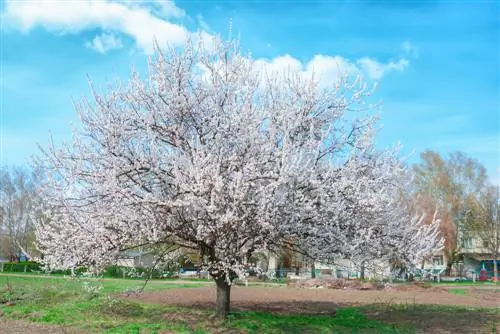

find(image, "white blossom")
[34,36,442,285]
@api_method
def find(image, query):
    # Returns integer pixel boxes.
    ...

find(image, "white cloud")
[2,0,190,53]
[357,57,409,80]
[254,54,355,89]
[256,53,405,86]
[85,32,123,54]
[305,55,359,83]
[255,54,303,73]
[2,0,410,81]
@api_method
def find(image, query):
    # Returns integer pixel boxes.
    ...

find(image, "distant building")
[115,248,185,269]
[116,251,155,268]
[457,230,499,278]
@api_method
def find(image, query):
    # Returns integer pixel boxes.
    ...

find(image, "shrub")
[1,261,41,273]
[1,261,174,280]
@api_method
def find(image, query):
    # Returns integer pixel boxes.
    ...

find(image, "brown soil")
[128,285,500,314]
[127,285,500,333]
[0,319,83,334]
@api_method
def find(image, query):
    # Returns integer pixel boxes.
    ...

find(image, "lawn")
[431,280,500,286]
[0,274,498,333]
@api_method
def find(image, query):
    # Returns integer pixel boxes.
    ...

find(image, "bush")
[102,265,168,279]
[1,261,41,273]
[1,261,175,280]
[103,265,128,278]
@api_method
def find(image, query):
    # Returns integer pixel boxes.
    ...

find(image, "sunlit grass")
[1,275,498,333]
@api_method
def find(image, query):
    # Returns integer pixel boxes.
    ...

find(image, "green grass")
[0,271,212,281]
[0,274,204,294]
[0,275,205,333]
[227,308,413,334]
[0,275,498,333]
[448,288,468,295]
[431,280,500,286]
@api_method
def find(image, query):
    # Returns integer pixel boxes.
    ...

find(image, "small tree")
[34,36,442,319]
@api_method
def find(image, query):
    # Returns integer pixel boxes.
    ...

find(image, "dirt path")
[128,286,500,314]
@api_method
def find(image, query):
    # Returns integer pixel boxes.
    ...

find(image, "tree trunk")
[360,262,365,280]
[445,262,452,276]
[494,254,498,282]
[311,262,316,279]
[215,279,231,319]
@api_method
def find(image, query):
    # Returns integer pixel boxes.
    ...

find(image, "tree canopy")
[34,36,443,318]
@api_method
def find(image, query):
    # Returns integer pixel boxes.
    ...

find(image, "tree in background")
[412,150,489,275]
[466,185,499,281]
[0,167,40,261]
[34,36,442,319]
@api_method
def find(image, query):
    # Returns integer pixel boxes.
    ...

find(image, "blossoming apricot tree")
[34,36,442,318]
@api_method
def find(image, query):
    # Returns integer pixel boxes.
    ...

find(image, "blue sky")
[1,0,499,184]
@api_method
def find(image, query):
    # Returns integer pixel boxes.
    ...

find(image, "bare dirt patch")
[366,308,499,334]
[0,319,83,334]
[127,285,500,314]
[127,285,500,333]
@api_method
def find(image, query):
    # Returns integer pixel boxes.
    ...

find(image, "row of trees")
[1,36,497,318]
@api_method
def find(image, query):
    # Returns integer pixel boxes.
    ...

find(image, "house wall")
[133,253,154,268]
[422,252,447,271]
[116,258,134,268]
[267,251,277,271]
[458,230,500,277]
[459,231,500,257]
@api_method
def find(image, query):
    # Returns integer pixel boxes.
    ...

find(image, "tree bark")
[311,262,316,279]
[360,262,365,280]
[215,278,231,319]
[494,254,498,282]
[445,262,453,276]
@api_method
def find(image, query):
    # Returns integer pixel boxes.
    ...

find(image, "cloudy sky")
[1,0,499,183]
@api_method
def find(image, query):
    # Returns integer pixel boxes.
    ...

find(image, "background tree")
[34,36,442,319]
[466,185,499,281]
[412,150,488,274]
[0,167,40,260]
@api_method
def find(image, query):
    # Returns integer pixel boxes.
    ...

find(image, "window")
[483,240,490,248]
[432,256,444,266]
[461,237,473,249]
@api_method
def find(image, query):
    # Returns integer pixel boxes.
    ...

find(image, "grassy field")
[0,274,498,333]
